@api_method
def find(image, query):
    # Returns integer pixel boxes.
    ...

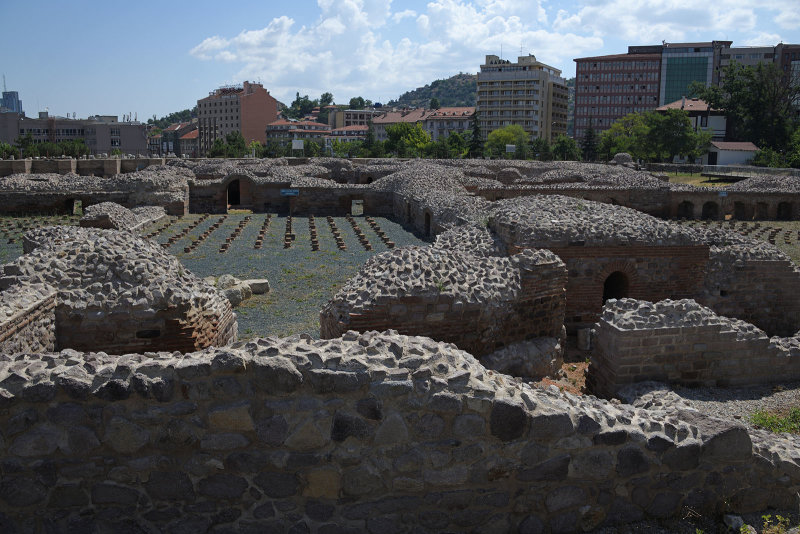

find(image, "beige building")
[423,107,474,141]
[197,81,278,155]
[0,111,147,155]
[328,108,382,129]
[477,54,568,142]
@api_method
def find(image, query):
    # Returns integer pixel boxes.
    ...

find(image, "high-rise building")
[572,40,800,140]
[197,81,278,155]
[1,90,23,114]
[659,41,730,105]
[573,49,662,140]
[477,54,568,142]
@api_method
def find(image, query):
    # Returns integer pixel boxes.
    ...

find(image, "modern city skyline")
[1,0,798,121]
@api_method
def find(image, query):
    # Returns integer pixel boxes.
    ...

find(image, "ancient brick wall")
[321,250,567,358]
[589,299,800,398]
[0,334,798,532]
[54,303,237,355]
[700,255,800,336]
[501,244,710,332]
[0,284,56,355]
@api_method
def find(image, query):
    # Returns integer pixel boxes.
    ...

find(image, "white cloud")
[189,36,230,60]
[187,0,792,106]
[742,31,783,46]
[393,9,417,23]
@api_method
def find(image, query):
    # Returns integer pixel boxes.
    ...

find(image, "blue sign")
[718,191,728,197]
[280,189,299,197]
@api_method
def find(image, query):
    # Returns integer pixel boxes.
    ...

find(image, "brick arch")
[593,260,637,285]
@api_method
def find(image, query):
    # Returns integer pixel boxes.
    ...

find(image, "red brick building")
[197,81,278,155]
[573,51,662,139]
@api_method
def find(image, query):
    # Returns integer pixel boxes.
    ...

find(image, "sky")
[2,0,798,121]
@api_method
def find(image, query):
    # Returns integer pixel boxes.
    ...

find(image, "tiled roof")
[164,122,190,131]
[180,129,199,140]
[710,141,759,151]
[332,125,368,133]
[427,107,475,118]
[372,109,431,124]
[657,98,717,112]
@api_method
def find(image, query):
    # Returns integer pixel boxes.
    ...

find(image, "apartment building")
[265,119,331,142]
[423,107,474,141]
[371,109,430,142]
[328,108,382,129]
[197,81,278,155]
[0,111,147,154]
[1,90,22,114]
[476,54,568,142]
[775,43,800,85]
[160,121,197,156]
[323,125,368,151]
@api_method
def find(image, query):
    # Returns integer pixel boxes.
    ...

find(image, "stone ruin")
[0,158,799,531]
[0,226,236,355]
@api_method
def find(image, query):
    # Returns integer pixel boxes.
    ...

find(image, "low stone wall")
[0,283,57,354]
[0,158,165,178]
[589,298,800,398]
[0,333,798,532]
[701,251,800,336]
[320,248,567,357]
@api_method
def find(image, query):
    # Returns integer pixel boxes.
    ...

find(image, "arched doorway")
[677,201,694,219]
[756,202,768,220]
[602,271,629,304]
[777,202,792,221]
[227,180,241,206]
[733,201,746,220]
[701,201,719,220]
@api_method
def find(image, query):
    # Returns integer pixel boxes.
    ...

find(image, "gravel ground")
[671,381,800,432]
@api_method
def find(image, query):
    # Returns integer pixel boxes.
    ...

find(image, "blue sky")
[2,0,798,120]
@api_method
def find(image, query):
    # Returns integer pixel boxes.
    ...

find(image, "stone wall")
[0,333,798,532]
[499,241,710,332]
[589,298,800,398]
[700,250,800,336]
[0,283,56,355]
[0,158,165,178]
[320,248,567,357]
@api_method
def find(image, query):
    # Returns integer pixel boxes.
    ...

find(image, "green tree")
[303,139,321,157]
[319,92,334,107]
[597,113,649,161]
[0,142,16,159]
[14,133,36,157]
[224,131,248,157]
[208,138,226,158]
[363,120,376,149]
[690,61,800,152]
[349,96,366,110]
[486,124,528,159]
[430,97,441,109]
[447,132,467,158]
[287,93,317,119]
[385,123,431,157]
[468,113,483,157]
[581,124,598,162]
[552,134,581,161]
[643,109,709,162]
[248,140,266,158]
[428,137,450,158]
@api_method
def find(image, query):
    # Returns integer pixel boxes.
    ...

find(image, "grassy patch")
[750,407,800,434]
[668,173,738,188]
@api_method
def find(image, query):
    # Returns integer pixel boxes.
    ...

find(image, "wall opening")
[677,201,694,219]
[777,202,792,221]
[602,271,629,304]
[366,176,373,184]
[227,180,241,207]
[701,201,719,220]
[351,199,364,216]
[733,201,746,220]
[424,211,431,237]
[756,202,768,220]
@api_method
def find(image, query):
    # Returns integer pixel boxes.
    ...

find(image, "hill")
[386,73,477,108]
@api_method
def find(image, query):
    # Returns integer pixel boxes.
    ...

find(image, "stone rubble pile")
[326,246,523,312]
[728,174,800,193]
[80,202,143,231]
[481,337,563,379]
[3,226,231,322]
[432,225,504,257]
[600,298,767,340]
[489,195,700,248]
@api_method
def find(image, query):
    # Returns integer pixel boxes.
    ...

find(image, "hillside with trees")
[387,73,477,108]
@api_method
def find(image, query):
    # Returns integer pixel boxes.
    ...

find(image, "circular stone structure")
[2,225,237,354]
